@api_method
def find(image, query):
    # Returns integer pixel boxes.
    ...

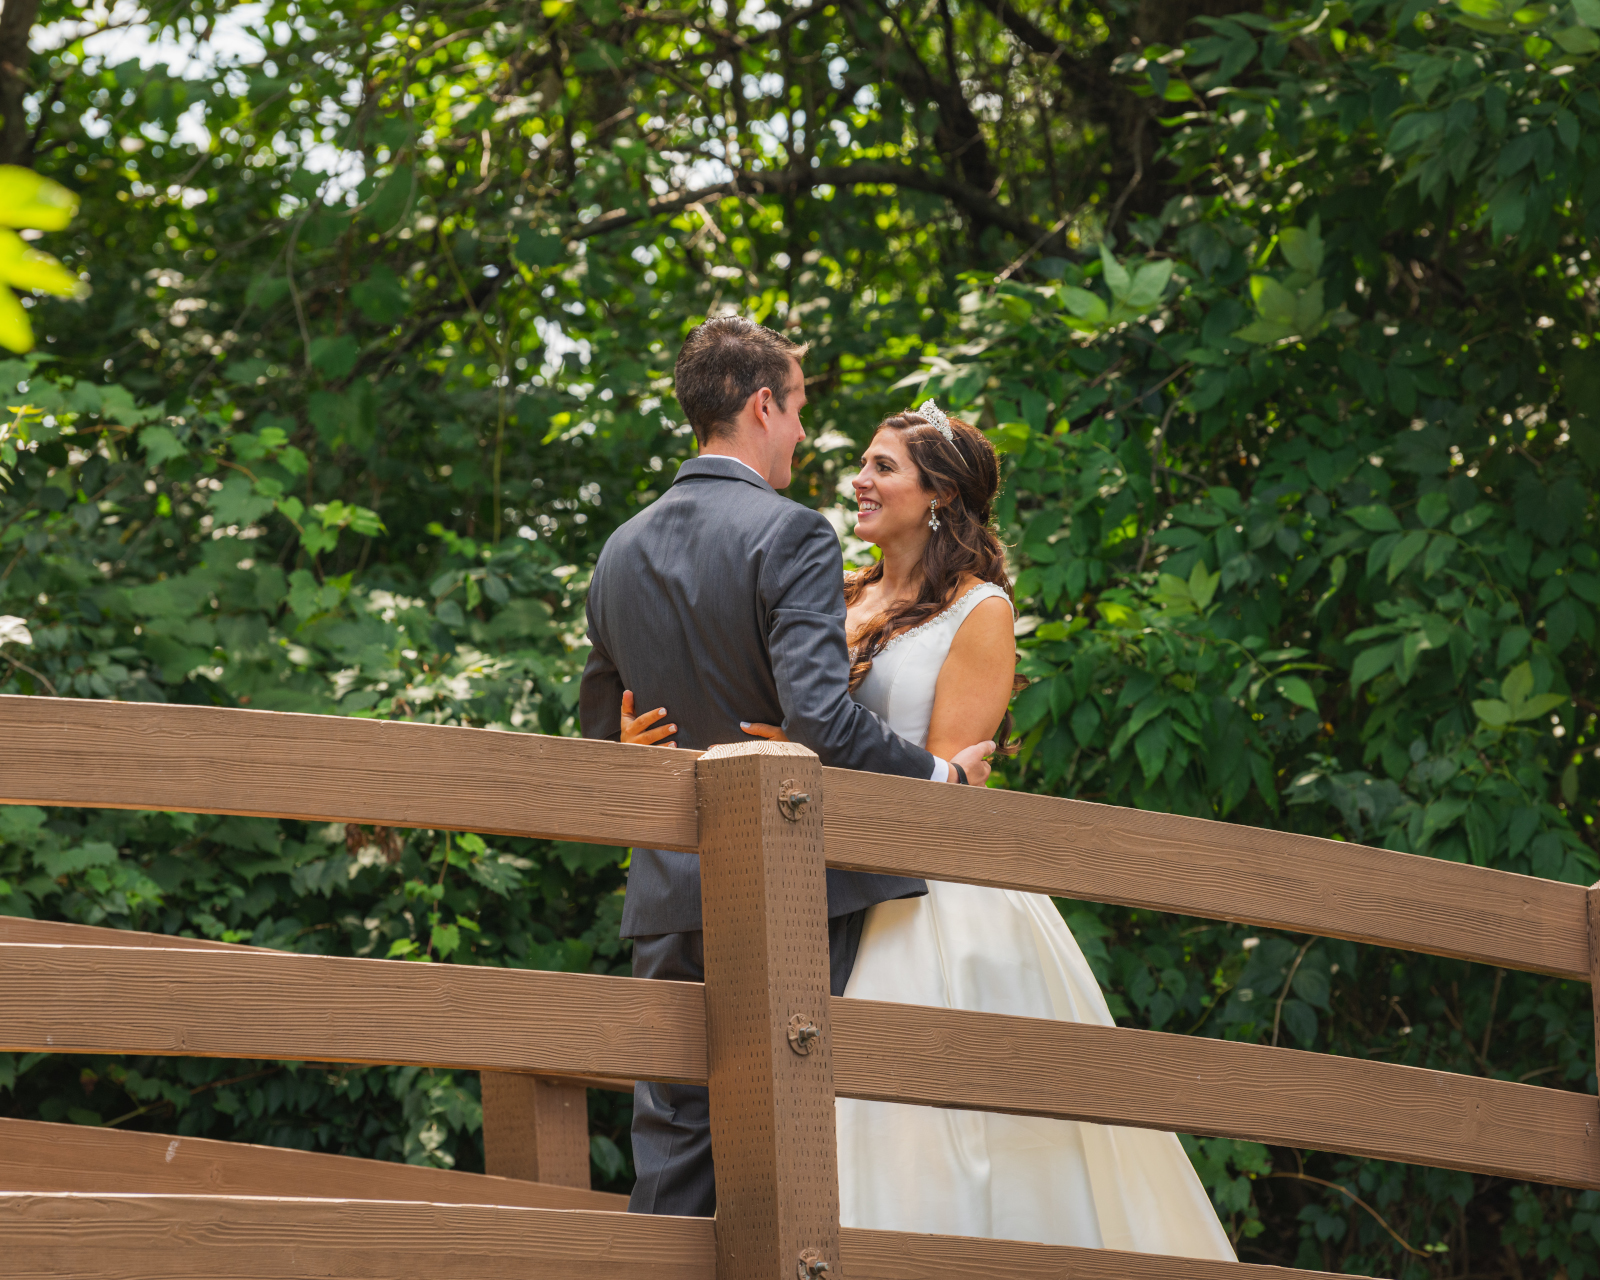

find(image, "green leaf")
[0,166,79,231]
[38,841,119,877]
[1553,24,1600,50]
[1275,676,1319,713]
[1135,718,1172,782]
[1189,559,1221,610]
[363,164,413,228]
[1514,692,1567,722]
[139,425,188,466]
[1345,504,1401,533]
[514,230,566,268]
[1070,698,1101,747]
[1423,533,1456,578]
[1450,503,1495,535]
[309,335,360,379]
[1124,259,1175,309]
[1487,181,1526,241]
[1351,642,1399,691]
[1250,275,1299,326]
[1416,491,1451,528]
[350,265,406,325]
[591,1134,627,1181]
[1388,529,1430,581]
[1473,698,1514,727]
[1061,286,1108,324]
[1098,243,1131,298]
[210,474,276,527]
[1279,224,1324,275]
[1291,279,1325,336]
[1281,998,1318,1046]
[1292,963,1331,1010]
[1501,661,1535,709]
[1575,0,1600,25]
[1497,626,1531,668]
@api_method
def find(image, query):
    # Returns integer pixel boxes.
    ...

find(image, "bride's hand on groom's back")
[950,740,996,787]
[620,690,677,747]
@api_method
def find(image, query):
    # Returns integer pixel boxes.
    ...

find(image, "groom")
[580,316,988,1217]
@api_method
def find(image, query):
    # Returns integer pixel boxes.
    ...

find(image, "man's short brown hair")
[673,316,809,445]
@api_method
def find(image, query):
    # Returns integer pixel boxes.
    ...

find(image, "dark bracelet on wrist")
[952,761,969,786]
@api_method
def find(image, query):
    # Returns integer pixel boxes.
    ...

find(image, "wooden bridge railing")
[0,694,1596,1280]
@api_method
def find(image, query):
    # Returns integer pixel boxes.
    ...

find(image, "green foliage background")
[1,0,1598,1271]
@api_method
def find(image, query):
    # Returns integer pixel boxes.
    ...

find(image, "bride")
[622,403,1234,1259]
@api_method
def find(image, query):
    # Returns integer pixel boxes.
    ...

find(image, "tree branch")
[576,162,1050,245]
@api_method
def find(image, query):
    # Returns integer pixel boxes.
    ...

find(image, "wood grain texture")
[480,1073,592,1187]
[698,742,840,1280]
[0,694,698,851]
[0,1193,710,1280]
[0,915,248,950]
[0,918,635,1091]
[0,921,636,1088]
[2,696,1584,977]
[840,1227,1353,1280]
[823,768,1591,980]
[831,998,1600,1189]
[0,1117,625,1211]
[0,942,707,1085]
[1588,879,1600,1111]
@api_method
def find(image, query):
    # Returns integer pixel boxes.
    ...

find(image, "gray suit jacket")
[580,455,931,937]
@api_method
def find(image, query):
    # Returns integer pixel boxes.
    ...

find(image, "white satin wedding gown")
[836,582,1236,1259]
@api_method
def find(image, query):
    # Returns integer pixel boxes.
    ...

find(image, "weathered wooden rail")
[1,694,1596,1280]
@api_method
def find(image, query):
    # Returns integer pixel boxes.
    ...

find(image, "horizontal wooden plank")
[831,998,1600,1190]
[0,1193,1355,1280]
[0,942,706,1086]
[0,1117,626,1212]
[0,1193,709,1280]
[3,696,1585,977]
[0,919,639,1092]
[841,1226,1351,1279]
[823,768,1591,980]
[0,694,699,851]
[0,915,249,950]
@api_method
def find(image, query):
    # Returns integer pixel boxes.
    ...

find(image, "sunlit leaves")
[0,167,82,353]
[1472,661,1568,727]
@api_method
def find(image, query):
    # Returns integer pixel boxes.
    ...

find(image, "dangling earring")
[928,499,940,531]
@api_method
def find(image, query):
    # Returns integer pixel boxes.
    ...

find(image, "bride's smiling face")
[852,428,935,547]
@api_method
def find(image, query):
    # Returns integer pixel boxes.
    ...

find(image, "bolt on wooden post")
[697,740,839,1280]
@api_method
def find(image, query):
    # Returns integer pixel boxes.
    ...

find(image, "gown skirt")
[837,879,1237,1259]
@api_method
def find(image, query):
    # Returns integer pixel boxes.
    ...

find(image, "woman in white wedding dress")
[624,403,1234,1260]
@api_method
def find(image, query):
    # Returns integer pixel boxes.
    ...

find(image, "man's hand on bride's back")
[950,740,996,787]
[620,690,677,747]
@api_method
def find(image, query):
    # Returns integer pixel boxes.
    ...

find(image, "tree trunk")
[0,0,41,168]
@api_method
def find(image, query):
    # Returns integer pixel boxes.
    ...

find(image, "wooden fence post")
[480,1073,591,1188]
[1588,879,1600,1145]
[697,740,839,1280]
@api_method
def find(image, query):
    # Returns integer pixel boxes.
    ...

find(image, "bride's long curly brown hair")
[844,407,1027,750]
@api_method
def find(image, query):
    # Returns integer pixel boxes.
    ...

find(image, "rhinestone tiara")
[915,399,955,443]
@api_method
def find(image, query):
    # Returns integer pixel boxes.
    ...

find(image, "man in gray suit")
[580,316,988,1216]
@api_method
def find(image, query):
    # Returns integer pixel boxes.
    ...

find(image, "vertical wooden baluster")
[698,740,839,1280]
[480,1073,591,1188]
